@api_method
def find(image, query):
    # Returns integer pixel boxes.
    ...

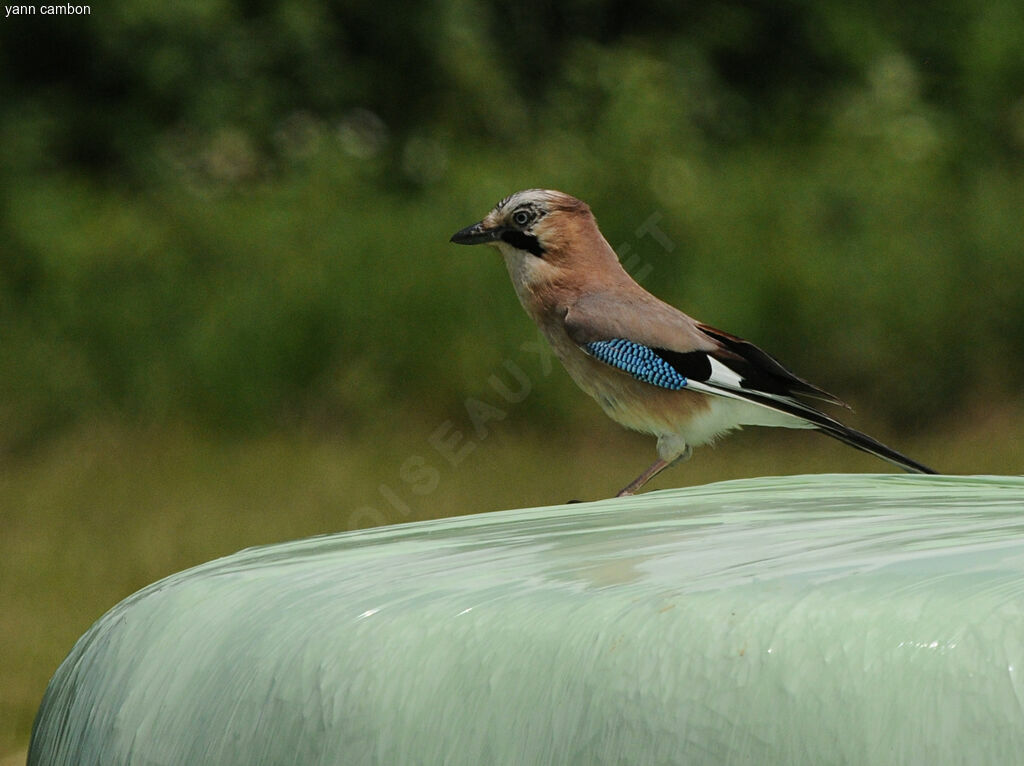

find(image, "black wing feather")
[650,348,712,381]
[698,324,847,406]
[727,385,937,474]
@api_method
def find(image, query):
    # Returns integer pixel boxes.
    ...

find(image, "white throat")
[497,241,551,291]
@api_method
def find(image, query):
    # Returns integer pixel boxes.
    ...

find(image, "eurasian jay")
[451,189,936,496]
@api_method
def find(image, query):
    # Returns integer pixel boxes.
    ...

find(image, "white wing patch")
[696,357,813,416]
[706,357,746,390]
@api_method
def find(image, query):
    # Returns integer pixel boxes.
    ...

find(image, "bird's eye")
[512,210,532,227]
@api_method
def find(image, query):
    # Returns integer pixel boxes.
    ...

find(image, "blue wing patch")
[584,339,688,390]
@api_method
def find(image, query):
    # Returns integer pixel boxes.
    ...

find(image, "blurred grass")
[2,405,1022,755]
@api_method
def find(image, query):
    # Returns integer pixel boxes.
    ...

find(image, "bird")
[450,189,936,496]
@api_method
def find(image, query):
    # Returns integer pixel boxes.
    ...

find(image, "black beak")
[450,221,500,245]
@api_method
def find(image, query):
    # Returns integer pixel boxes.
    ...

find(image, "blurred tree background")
[2,0,1024,755]
[2,0,1023,448]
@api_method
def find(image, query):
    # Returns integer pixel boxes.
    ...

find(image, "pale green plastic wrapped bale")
[29,475,1024,764]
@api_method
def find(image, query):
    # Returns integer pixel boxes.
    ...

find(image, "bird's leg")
[616,459,671,497]
[616,445,692,497]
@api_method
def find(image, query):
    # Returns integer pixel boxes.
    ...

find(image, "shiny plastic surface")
[29,474,1024,764]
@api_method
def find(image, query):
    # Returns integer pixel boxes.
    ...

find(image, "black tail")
[733,388,938,474]
[814,420,937,474]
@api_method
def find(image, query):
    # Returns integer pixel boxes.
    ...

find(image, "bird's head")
[451,189,628,306]
[449,189,595,262]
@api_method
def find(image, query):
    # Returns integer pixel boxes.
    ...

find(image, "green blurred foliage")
[1,0,1023,452]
